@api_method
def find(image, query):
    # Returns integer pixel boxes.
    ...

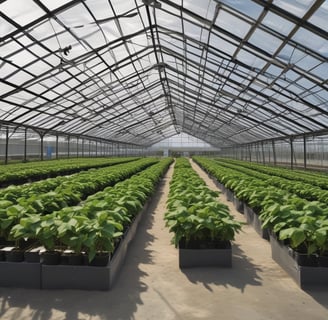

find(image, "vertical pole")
[261,141,265,164]
[67,136,70,158]
[95,141,98,157]
[24,127,27,162]
[82,138,84,158]
[56,135,59,159]
[5,127,9,165]
[40,133,44,161]
[77,137,79,158]
[290,137,294,170]
[303,135,307,169]
[272,140,276,166]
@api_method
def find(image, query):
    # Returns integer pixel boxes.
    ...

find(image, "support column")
[40,133,44,161]
[77,137,79,158]
[272,140,276,166]
[95,141,98,157]
[81,138,84,158]
[5,127,9,165]
[67,136,70,158]
[56,135,59,160]
[290,137,294,170]
[303,135,307,169]
[24,127,27,162]
[261,141,265,164]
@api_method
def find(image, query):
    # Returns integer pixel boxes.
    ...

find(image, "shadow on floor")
[0,175,169,320]
[180,243,263,293]
[304,287,328,311]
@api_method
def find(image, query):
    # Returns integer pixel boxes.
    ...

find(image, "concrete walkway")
[0,160,327,320]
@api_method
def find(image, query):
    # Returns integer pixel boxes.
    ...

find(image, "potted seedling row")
[165,158,242,268]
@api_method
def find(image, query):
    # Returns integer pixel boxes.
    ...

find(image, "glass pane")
[1,0,45,25]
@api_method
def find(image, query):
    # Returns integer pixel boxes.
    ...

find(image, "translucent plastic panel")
[261,12,295,36]
[1,62,17,79]
[248,29,283,55]
[237,49,267,70]
[84,0,114,20]
[0,17,16,38]
[7,71,34,86]
[209,33,238,57]
[40,0,72,11]
[184,21,201,40]
[0,82,15,95]
[265,64,284,77]
[215,10,252,38]
[184,0,214,20]
[273,0,316,18]
[156,12,182,34]
[220,0,263,20]
[108,0,136,15]
[120,16,144,38]
[311,63,328,80]
[1,0,45,25]
[295,54,321,72]
[25,60,51,76]
[0,106,27,121]
[308,1,328,32]
[1,39,21,57]
[293,28,328,58]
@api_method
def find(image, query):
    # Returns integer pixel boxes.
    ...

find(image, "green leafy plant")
[165,158,242,247]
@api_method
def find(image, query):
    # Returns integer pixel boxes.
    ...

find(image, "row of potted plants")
[193,157,328,268]
[217,158,328,190]
[164,158,242,267]
[3,157,173,266]
[0,158,160,248]
[212,159,328,203]
[0,157,139,186]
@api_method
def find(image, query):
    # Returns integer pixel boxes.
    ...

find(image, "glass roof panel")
[0,16,16,38]
[220,0,263,20]
[308,1,328,32]
[292,27,328,58]
[40,0,72,11]
[248,29,283,55]
[0,0,327,147]
[1,0,45,25]
[261,11,295,36]
[215,10,252,39]
[273,0,316,18]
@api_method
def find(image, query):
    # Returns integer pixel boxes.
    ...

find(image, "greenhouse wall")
[217,134,328,170]
[0,126,146,163]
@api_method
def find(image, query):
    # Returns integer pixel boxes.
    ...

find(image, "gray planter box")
[0,261,41,288]
[233,196,244,214]
[179,242,232,268]
[244,205,269,240]
[226,189,234,202]
[270,233,328,289]
[208,175,225,193]
[42,200,150,291]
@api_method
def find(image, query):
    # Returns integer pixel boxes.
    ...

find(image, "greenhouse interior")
[0,0,328,319]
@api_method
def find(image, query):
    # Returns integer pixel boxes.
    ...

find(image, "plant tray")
[244,205,269,240]
[0,261,41,289]
[270,233,328,289]
[42,200,150,290]
[179,242,232,268]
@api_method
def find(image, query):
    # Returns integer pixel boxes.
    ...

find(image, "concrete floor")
[0,160,327,320]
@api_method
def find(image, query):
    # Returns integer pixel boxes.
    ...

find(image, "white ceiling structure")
[0,0,327,148]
